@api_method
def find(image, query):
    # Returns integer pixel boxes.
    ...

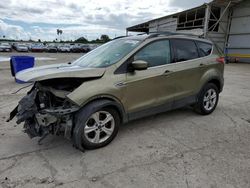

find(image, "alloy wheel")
[84,111,115,144]
[203,88,217,111]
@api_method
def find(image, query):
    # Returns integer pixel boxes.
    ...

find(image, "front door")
[124,39,176,119]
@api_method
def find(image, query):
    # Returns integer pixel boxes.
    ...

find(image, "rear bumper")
[31,49,44,52]
[0,48,11,52]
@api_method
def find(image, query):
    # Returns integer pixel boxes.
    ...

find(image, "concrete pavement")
[0,53,249,188]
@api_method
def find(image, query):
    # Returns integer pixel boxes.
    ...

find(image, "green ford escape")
[8,33,224,151]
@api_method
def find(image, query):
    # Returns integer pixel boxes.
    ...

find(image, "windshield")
[73,38,141,68]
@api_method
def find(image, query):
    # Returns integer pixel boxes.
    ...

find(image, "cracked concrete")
[0,52,250,188]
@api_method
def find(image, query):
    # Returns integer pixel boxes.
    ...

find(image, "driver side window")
[134,40,171,67]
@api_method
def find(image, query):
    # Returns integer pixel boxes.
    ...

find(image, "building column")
[203,3,210,38]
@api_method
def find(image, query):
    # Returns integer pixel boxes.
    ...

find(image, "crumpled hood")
[15,63,106,82]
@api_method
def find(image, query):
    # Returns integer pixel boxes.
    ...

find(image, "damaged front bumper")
[7,83,80,143]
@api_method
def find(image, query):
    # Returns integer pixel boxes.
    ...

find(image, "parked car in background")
[29,43,44,52]
[70,44,82,53]
[80,44,91,53]
[9,33,224,151]
[45,44,57,53]
[58,44,71,52]
[14,43,29,52]
[89,44,100,50]
[0,43,12,52]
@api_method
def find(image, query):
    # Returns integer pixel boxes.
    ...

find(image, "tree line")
[0,34,111,44]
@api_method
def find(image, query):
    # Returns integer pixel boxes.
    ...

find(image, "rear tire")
[194,83,219,115]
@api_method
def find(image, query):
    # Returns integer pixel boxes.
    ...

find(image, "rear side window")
[196,42,212,57]
[172,39,199,62]
[134,40,171,67]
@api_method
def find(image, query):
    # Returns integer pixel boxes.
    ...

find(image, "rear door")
[171,39,203,102]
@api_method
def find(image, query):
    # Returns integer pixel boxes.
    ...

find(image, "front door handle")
[200,63,205,67]
[115,81,126,87]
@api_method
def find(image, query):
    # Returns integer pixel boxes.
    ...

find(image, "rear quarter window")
[196,41,212,57]
[172,39,199,62]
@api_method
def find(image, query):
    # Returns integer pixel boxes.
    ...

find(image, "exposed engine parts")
[8,82,80,144]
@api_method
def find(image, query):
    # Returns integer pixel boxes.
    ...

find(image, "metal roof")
[212,0,243,6]
[126,0,244,32]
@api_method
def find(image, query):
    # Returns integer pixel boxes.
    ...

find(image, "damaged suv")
[8,32,224,151]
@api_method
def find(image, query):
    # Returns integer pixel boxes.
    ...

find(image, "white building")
[126,0,250,62]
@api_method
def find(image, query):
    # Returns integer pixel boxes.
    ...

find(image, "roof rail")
[144,31,204,39]
[112,36,127,40]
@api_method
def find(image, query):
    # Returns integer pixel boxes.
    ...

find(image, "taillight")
[216,57,225,64]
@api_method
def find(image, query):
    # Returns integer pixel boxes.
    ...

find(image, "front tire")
[73,107,120,150]
[194,83,219,115]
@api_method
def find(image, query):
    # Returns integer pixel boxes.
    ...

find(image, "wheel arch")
[199,69,224,94]
[79,95,128,124]
[207,78,222,92]
[196,76,223,102]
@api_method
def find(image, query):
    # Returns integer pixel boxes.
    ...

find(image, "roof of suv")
[120,33,212,44]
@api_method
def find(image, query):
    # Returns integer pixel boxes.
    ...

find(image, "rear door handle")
[200,63,206,67]
[163,70,173,76]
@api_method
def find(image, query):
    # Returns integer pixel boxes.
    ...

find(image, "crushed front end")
[8,80,81,143]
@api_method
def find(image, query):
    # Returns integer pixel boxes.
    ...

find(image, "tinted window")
[134,40,171,67]
[172,39,199,62]
[196,42,212,57]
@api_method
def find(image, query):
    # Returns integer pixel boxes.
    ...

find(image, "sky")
[0,0,211,41]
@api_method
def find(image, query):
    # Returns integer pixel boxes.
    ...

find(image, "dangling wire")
[11,83,33,94]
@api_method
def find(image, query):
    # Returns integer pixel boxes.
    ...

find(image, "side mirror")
[131,60,148,71]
